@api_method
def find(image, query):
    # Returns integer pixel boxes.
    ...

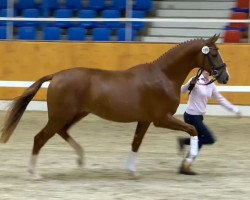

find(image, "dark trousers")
[183,112,216,149]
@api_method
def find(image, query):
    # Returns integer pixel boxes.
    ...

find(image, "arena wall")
[0,41,249,105]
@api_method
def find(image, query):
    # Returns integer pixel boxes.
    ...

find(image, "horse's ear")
[206,34,220,45]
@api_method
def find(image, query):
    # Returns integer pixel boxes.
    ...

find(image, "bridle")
[188,45,226,94]
[202,46,226,84]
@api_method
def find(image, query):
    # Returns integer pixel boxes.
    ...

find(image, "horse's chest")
[144,86,180,113]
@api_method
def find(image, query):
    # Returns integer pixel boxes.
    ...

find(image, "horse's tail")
[0,74,53,143]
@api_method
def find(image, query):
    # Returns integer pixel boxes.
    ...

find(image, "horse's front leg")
[126,122,150,177]
[153,114,198,167]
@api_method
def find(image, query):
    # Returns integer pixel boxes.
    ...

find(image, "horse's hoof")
[127,170,142,179]
[32,173,43,180]
[77,158,84,167]
[28,168,35,175]
[28,168,43,180]
[179,163,197,175]
[179,169,197,175]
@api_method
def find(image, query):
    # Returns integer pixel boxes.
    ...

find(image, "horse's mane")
[152,38,205,64]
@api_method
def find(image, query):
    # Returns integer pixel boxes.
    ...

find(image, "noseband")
[188,46,226,94]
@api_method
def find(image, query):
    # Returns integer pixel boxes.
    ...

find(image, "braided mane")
[152,38,206,64]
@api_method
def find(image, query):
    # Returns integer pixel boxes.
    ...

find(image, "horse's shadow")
[45,169,123,181]
[41,168,203,182]
[0,168,233,182]
[41,168,177,181]
[41,167,243,182]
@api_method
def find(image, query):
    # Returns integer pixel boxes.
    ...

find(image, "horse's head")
[198,34,229,84]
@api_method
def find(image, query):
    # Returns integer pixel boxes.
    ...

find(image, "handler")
[178,70,242,175]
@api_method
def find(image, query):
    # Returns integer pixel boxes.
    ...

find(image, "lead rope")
[188,68,203,95]
[188,49,207,95]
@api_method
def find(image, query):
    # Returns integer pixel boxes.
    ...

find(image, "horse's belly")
[94,112,137,123]
[89,103,141,123]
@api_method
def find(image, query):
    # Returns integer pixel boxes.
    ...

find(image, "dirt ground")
[0,111,249,200]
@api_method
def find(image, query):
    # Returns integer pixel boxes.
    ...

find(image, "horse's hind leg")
[57,112,89,167]
[29,123,58,179]
[58,131,84,166]
[126,121,150,176]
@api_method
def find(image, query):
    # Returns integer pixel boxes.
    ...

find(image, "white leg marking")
[126,151,137,172]
[187,136,198,162]
[28,154,38,173]
[68,138,84,166]
[28,155,42,180]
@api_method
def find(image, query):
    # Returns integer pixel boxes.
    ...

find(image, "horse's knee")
[187,124,197,137]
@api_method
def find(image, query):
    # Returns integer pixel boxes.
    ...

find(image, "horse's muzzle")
[222,76,229,84]
[217,74,229,84]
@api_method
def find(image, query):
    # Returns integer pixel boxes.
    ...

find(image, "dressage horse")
[0,35,229,179]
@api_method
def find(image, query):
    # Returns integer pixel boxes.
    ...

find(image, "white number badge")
[201,46,210,54]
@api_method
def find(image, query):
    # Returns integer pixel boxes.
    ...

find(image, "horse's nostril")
[223,76,229,84]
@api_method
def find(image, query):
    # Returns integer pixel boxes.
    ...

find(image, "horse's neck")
[154,44,200,87]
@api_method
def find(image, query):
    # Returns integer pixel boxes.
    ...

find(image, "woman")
[178,70,242,175]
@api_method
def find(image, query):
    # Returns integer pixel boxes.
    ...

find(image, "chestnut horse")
[0,35,229,179]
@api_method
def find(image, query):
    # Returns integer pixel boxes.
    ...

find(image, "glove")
[188,77,198,91]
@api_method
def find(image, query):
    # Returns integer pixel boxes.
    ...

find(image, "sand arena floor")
[0,111,249,200]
